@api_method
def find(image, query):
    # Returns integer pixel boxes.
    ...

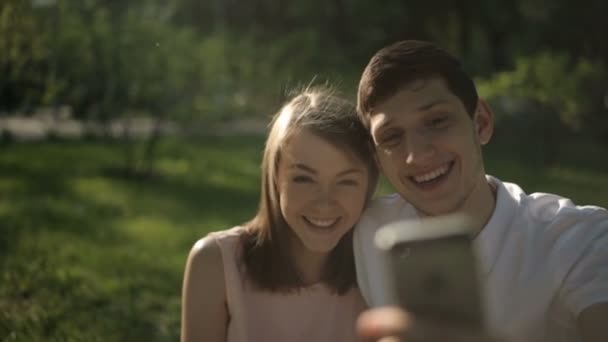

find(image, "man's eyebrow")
[417,99,451,111]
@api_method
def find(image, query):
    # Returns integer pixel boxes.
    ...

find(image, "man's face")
[369,77,493,216]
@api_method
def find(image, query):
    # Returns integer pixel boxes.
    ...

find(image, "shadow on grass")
[0,136,263,245]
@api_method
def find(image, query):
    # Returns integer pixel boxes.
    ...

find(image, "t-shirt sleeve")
[353,214,375,306]
[558,210,608,316]
[353,213,395,307]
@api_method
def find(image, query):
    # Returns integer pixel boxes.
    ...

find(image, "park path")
[0,114,268,142]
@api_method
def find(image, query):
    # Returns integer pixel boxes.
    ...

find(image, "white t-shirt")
[354,176,608,342]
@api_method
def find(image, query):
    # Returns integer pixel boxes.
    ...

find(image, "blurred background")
[1,0,607,340]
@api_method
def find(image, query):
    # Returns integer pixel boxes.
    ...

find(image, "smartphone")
[374,214,485,331]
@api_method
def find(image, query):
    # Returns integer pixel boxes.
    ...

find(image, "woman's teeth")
[305,217,338,228]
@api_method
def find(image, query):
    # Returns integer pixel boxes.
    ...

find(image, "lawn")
[0,136,264,341]
[1,135,606,341]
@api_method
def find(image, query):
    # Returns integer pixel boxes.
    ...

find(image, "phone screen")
[386,235,484,329]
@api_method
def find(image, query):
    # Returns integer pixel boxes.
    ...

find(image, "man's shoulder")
[487,178,607,257]
[508,187,608,259]
[522,190,608,228]
[517,191,608,313]
[495,178,607,229]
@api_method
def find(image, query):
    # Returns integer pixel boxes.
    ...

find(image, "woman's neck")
[288,234,329,285]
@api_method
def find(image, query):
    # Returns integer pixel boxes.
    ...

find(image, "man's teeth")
[306,217,338,227]
[413,164,450,183]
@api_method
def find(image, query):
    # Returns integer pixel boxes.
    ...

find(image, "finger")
[377,338,402,342]
[357,307,411,340]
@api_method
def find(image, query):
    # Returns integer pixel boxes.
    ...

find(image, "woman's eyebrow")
[290,163,363,177]
[337,168,363,177]
[290,163,317,174]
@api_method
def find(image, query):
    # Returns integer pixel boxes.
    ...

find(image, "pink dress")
[209,227,367,342]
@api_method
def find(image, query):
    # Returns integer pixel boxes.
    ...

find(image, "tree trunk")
[122,111,137,176]
[141,115,165,177]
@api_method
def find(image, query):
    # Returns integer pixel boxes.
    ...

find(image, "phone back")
[375,215,485,330]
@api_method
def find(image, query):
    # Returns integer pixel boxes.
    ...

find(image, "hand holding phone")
[374,214,486,331]
[357,306,500,342]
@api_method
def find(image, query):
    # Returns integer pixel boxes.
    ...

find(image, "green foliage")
[2,0,607,129]
[1,0,357,122]
[478,52,607,132]
[192,29,361,121]
[478,51,607,165]
[0,0,49,111]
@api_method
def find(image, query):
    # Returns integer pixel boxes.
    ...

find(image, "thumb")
[357,307,411,341]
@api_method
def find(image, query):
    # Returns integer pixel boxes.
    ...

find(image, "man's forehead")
[368,78,460,129]
[402,78,430,92]
[370,96,453,129]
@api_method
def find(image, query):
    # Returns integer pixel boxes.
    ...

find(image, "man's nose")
[404,130,435,165]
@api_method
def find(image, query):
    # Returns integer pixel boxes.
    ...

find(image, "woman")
[181,87,379,342]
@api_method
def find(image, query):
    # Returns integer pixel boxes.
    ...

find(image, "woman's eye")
[338,179,358,186]
[293,175,313,183]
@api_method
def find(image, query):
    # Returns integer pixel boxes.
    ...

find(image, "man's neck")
[466,176,497,235]
[414,175,497,235]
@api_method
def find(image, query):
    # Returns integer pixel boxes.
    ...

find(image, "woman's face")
[277,128,370,255]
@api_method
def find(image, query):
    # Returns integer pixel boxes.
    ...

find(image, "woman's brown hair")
[240,86,379,295]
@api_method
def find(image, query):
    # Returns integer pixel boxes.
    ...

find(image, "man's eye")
[429,116,449,128]
[293,175,313,183]
[379,132,402,147]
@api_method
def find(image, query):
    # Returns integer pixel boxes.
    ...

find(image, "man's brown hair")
[357,40,479,128]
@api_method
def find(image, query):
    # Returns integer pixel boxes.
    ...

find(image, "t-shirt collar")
[474,175,521,275]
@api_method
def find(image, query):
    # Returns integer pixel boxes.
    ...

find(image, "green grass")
[1,135,606,341]
[0,136,264,341]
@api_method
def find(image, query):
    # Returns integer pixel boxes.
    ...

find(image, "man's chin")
[412,199,463,217]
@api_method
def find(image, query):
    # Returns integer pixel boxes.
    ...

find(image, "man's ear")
[474,99,494,145]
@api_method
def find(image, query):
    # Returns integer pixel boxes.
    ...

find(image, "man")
[353,40,608,341]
